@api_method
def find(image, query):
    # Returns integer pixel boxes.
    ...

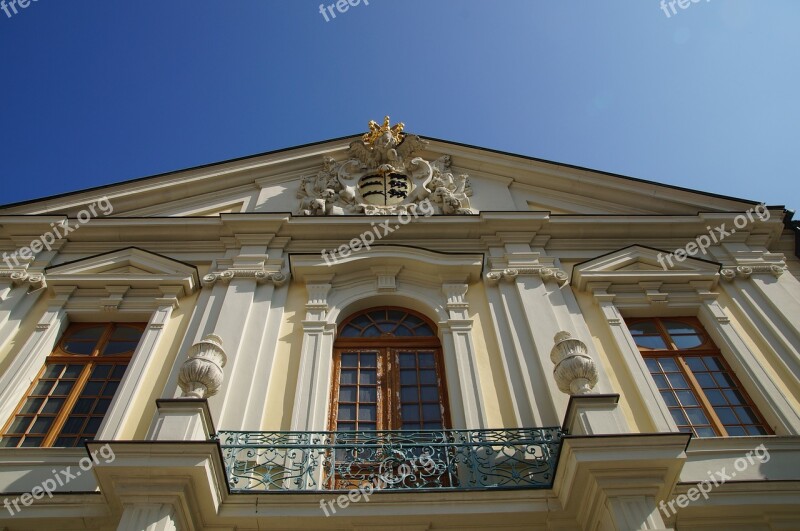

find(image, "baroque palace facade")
[0,118,799,530]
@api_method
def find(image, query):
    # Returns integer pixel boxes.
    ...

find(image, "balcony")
[215,427,563,493]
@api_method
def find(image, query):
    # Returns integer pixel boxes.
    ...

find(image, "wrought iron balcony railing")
[215,427,563,493]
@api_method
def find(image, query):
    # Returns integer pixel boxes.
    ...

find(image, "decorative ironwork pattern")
[215,428,563,493]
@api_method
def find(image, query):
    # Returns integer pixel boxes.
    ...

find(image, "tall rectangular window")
[626,317,772,437]
[0,323,144,448]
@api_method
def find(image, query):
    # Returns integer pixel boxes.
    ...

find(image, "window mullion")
[676,356,727,436]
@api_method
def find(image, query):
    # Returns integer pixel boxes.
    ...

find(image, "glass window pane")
[101,381,120,397]
[20,437,43,447]
[32,380,55,396]
[660,391,678,407]
[360,353,376,367]
[714,407,738,425]
[111,365,127,379]
[359,370,376,385]
[83,417,103,435]
[62,341,96,355]
[667,373,688,389]
[705,389,727,406]
[644,358,659,372]
[633,336,668,349]
[61,417,85,434]
[670,409,688,426]
[629,322,661,335]
[340,370,357,385]
[29,417,54,434]
[109,326,142,341]
[341,354,358,367]
[399,353,416,368]
[101,341,139,356]
[401,405,419,422]
[420,387,439,402]
[340,326,360,337]
[43,365,65,379]
[676,390,699,407]
[734,407,759,424]
[41,397,65,414]
[414,325,434,336]
[658,358,680,372]
[726,426,746,436]
[394,326,413,337]
[0,437,21,447]
[400,370,417,385]
[63,365,85,379]
[400,387,418,402]
[663,321,700,335]
[53,381,75,396]
[704,356,724,370]
[419,370,436,385]
[20,398,44,414]
[685,408,710,425]
[358,405,376,421]
[746,425,768,435]
[684,357,706,372]
[672,335,703,349]
[81,381,103,396]
[338,405,356,421]
[339,386,357,402]
[713,372,735,388]
[71,398,94,414]
[358,387,377,402]
[695,427,717,438]
[91,365,112,379]
[361,326,380,337]
[66,327,105,341]
[694,373,716,389]
[422,404,440,421]
[9,417,32,433]
[651,374,669,389]
[723,389,746,405]
[93,399,111,414]
[53,437,77,447]
[418,353,435,368]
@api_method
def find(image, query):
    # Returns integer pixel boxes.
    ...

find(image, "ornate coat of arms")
[296,117,476,216]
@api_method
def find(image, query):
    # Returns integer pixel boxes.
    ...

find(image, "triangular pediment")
[571,245,722,292]
[46,247,199,293]
[0,121,762,219]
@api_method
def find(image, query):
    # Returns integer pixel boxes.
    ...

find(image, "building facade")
[0,118,798,530]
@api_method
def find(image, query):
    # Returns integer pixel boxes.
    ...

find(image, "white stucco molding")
[0,286,75,425]
[23,248,203,442]
[572,244,800,435]
[289,246,486,430]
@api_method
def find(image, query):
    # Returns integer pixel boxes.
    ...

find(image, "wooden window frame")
[0,322,145,447]
[329,307,451,432]
[627,316,772,437]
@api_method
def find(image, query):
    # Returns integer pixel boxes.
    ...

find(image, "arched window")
[330,308,450,432]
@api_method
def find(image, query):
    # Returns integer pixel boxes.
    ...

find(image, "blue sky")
[0,0,797,212]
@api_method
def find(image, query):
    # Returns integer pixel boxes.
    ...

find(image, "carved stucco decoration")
[296,116,476,216]
[0,270,46,290]
[202,269,288,288]
[485,267,569,286]
[720,264,785,281]
[550,331,598,395]
[178,333,228,399]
